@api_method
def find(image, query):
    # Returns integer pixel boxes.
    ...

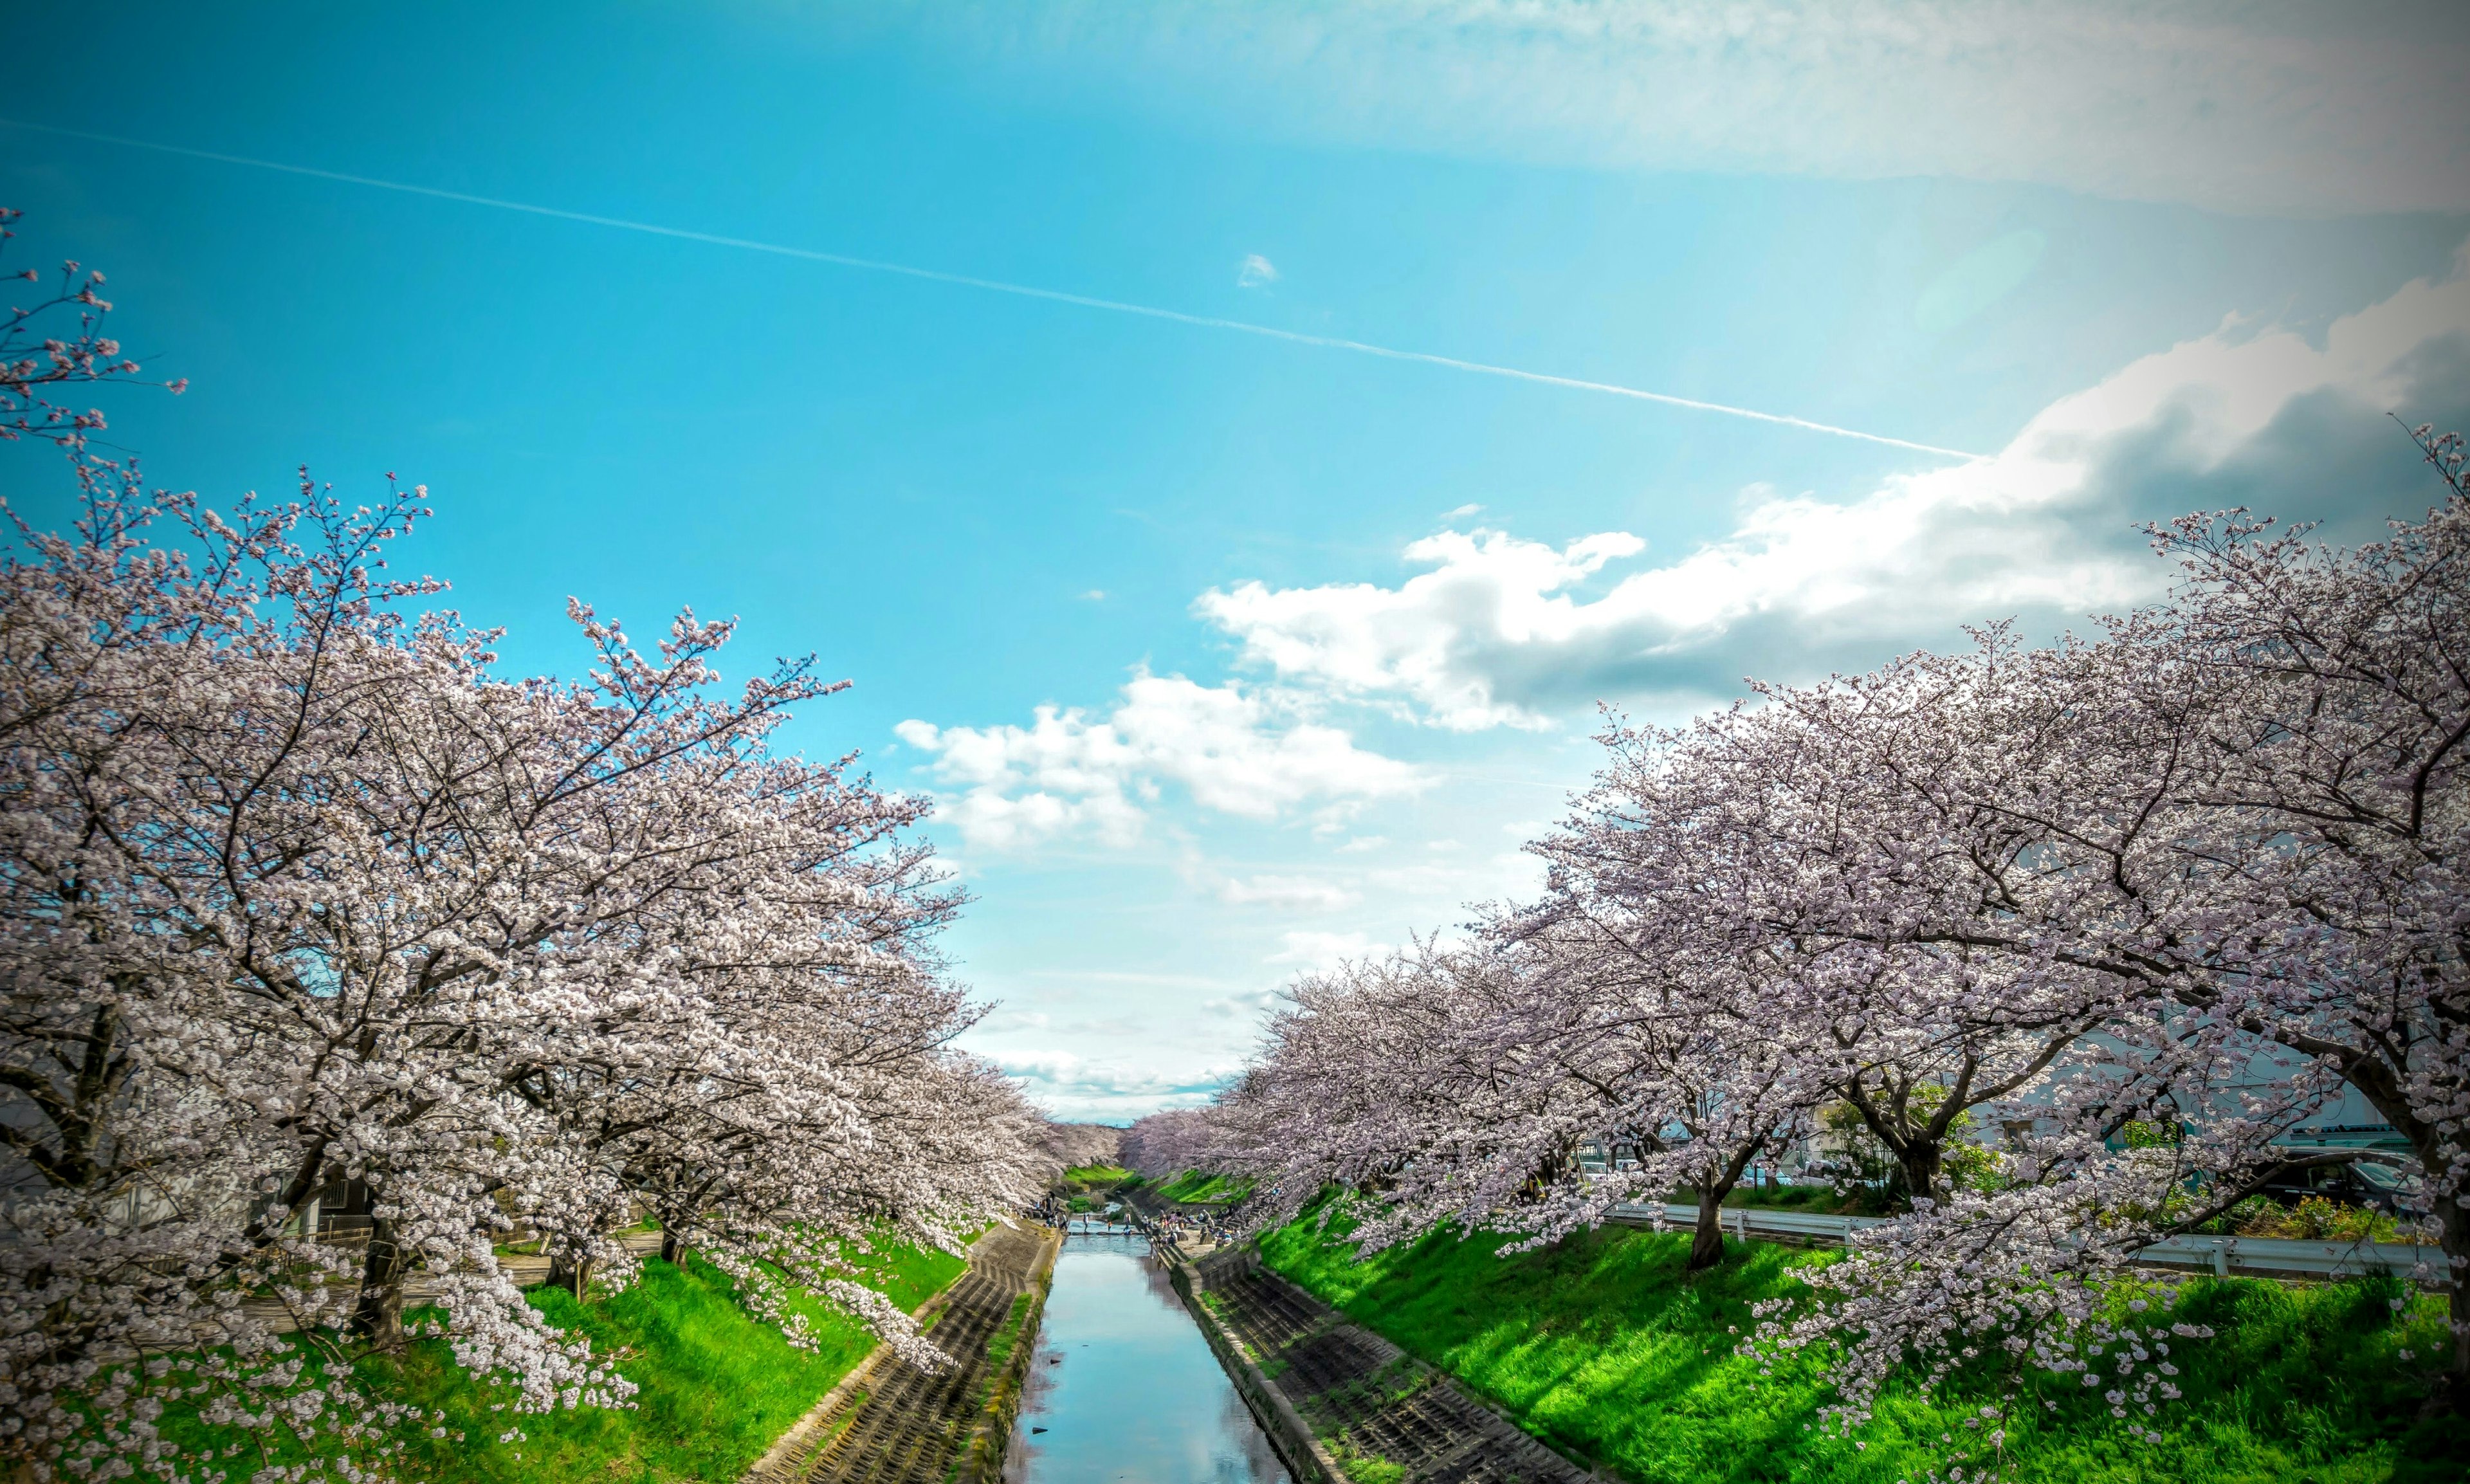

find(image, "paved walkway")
[237,1228,666,1336]
[490,1227,666,1288]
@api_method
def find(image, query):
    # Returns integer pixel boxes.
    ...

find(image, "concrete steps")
[1189,1245,1604,1484]
[749,1222,1057,1484]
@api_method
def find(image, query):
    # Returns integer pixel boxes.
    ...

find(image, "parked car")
[2258,1153,2428,1218]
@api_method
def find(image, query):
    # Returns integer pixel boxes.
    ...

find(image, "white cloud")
[1198,529,1646,729]
[913,1,2470,215]
[897,670,1427,849]
[1442,502,1485,519]
[1236,253,1279,288]
[1218,873,1359,911]
[1197,250,2470,728]
[990,1045,1237,1119]
[1201,987,1277,1019]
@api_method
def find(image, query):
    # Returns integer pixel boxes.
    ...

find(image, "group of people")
[1021,1194,1233,1253]
[1030,1195,1101,1228]
[1149,1207,1230,1250]
[1029,1195,1133,1229]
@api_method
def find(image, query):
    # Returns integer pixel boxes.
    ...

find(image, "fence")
[1608,1202,2444,1282]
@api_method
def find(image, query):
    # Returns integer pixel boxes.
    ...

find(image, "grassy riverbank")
[1259,1204,2462,1484]
[155,1238,967,1483]
[1153,1169,1254,1205]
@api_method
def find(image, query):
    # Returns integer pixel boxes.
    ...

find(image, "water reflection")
[1004,1231,1288,1484]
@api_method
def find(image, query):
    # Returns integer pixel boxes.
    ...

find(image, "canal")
[1002,1229,1289,1484]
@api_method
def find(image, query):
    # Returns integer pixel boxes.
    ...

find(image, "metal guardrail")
[1608,1202,2443,1281]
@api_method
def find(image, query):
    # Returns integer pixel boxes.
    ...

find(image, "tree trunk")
[2442,1198,2469,1404]
[546,1247,593,1297]
[659,1229,684,1265]
[2296,1059,2464,1404]
[1895,1142,1943,1208]
[1688,1198,1727,1271]
[350,1218,407,1345]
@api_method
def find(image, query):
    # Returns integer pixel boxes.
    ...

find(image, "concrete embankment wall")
[1131,1193,1601,1484]
[1149,1235,1339,1484]
[951,1225,1061,1484]
[742,1222,1061,1484]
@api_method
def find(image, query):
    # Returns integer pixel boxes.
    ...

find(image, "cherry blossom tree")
[1119,1107,1223,1179]
[1038,1121,1125,1173]
[1212,941,1561,1244]
[1212,933,1806,1270]
[1738,448,2470,1414]
[1223,425,2470,1431]
[1,472,1043,1478]
[0,213,1043,1479]
[1489,899,1836,1269]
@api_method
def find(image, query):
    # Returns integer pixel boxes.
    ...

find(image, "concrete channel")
[1002,1224,1290,1483]
[742,1191,1599,1483]
[744,1208,1290,1484]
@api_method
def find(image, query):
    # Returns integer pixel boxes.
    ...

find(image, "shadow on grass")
[145,1238,968,1484]
[1259,1203,2461,1484]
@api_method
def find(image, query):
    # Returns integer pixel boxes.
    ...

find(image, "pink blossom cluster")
[1037,1121,1124,1173]
[1119,1108,1223,1178]
[0,208,185,452]
[1215,426,2470,1433]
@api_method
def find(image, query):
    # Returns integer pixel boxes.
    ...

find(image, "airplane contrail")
[4,118,1984,461]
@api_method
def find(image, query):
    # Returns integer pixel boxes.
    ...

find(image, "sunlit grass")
[1259,1204,2462,1484]
[151,1237,967,1483]
[1155,1169,1255,1204]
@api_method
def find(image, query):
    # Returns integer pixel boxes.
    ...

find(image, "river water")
[1002,1229,1289,1484]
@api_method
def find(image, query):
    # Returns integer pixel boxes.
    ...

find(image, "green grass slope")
[1259,1204,2463,1484]
[159,1238,967,1483]
[1154,1169,1254,1205]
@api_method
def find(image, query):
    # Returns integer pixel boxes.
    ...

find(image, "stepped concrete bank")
[1133,1193,1598,1484]
[744,1222,1060,1484]
[1154,1238,1340,1484]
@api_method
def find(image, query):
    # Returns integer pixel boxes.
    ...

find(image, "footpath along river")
[1002,1229,1290,1484]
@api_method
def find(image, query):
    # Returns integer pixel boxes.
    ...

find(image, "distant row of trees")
[1120,1107,1216,1178]
[1189,430,2469,1426]
[0,215,1045,1481]
[1038,1121,1124,1170]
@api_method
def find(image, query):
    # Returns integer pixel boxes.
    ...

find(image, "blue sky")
[7,2,2467,1117]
